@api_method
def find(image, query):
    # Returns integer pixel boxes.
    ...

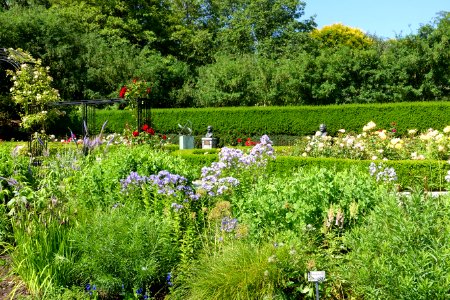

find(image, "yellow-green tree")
[311,23,374,49]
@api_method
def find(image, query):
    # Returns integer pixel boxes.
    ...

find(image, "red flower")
[162,135,167,140]
[237,138,242,143]
[146,128,155,135]
[132,130,139,137]
[146,87,151,94]
[119,86,127,98]
[392,129,397,133]
[132,78,138,83]
[142,124,149,131]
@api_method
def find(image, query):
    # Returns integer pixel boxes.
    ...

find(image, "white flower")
[363,121,376,132]
[445,170,450,182]
[408,129,417,135]
[338,129,346,133]
[378,131,387,140]
[444,126,450,133]
[390,138,401,145]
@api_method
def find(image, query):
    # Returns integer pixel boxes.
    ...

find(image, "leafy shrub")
[233,167,385,239]
[341,193,450,299]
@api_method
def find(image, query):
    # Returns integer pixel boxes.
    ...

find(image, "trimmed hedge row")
[49,101,450,147]
[91,102,450,139]
[171,150,450,191]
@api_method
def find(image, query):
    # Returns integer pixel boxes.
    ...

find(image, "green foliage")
[1,139,450,298]
[1,3,449,109]
[70,204,178,297]
[91,102,450,139]
[9,209,75,298]
[181,240,308,300]
[66,146,195,209]
[233,167,384,238]
[172,151,450,191]
[342,193,450,299]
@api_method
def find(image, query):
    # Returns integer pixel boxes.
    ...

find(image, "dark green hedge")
[90,102,450,140]
[268,157,450,191]
[171,150,450,191]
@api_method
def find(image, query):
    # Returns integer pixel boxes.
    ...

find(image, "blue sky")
[304,0,450,38]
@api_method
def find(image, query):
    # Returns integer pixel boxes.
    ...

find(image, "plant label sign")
[308,271,325,282]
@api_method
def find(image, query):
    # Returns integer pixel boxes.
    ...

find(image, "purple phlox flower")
[190,193,200,201]
[120,171,149,191]
[149,170,195,200]
[171,202,184,212]
[260,134,273,145]
[0,176,21,189]
[221,217,238,232]
[201,165,222,178]
[219,147,245,168]
[249,138,275,161]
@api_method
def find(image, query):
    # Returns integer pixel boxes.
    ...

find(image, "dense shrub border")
[172,150,450,190]
[91,102,450,137]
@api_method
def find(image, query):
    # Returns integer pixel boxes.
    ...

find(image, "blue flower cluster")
[199,135,275,196]
[120,171,149,191]
[148,170,198,200]
[166,272,173,286]
[220,216,238,232]
[369,162,397,182]
[120,170,201,212]
[85,283,96,295]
